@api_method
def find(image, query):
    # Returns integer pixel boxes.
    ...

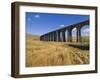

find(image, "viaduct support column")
[55,31,58,41]
[45,35,47,41]
[41,36,42,41]
[76,27,82,42]
[43,36,45,41]
[42,36,43,41]
[47,34,48,41]
[48,34,50,41]
[58,31,61,42]
[51,33,53,41]
[50,33,52,41]
[44,35,46,41]
[52,32,55,41]
[52,32,54,41]
[67,31,69,42]
[79,29,81,42]
[44,36,46,41]
[54,31,57,41]
[69,30,72,42]
[67,29,72,42]
[62,30,66,42]
[48,34,49,41]
[40,36,41,41]
[46,35,47,41]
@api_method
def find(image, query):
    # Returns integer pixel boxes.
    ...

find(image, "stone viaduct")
[40,20,89,42]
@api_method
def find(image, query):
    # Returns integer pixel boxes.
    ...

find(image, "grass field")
[72,36,89,43]
[26,34,89,67]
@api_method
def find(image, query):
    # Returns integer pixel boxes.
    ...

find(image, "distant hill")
[26,33,40,41]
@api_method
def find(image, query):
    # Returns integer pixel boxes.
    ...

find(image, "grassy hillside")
[72,36,89,43]
[26,33,40,41]
[26,34,89,67]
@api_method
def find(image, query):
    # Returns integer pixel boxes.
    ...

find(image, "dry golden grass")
[26,35,89,67]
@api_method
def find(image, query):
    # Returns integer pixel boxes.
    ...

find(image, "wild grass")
[26,34,89,67]
[72,36,89,43]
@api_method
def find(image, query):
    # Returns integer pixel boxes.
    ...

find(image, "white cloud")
[34,15,40,18]
[83,28,90,33]
[82,28,90,36]
[60,24,65,27]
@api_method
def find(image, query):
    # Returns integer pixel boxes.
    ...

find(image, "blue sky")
[26,12,89,36]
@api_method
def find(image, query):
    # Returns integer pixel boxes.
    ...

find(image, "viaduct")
[40,20,89,42]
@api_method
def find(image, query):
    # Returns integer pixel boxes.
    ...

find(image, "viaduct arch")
[40,20,89,42]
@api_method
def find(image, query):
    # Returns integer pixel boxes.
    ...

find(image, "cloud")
[82,28,90,36]
[34,15,40,18]
[83,28,90,33]
[60,24,65,27]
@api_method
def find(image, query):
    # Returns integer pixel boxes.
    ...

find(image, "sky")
[26,12,90,36]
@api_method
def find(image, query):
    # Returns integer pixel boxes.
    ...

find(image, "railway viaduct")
[40,20,89,42]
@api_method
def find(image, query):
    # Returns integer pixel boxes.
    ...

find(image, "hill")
[26,33,40,41]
